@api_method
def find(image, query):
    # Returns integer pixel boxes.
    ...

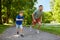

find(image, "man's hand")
[33,19,36,22]
[32,13,36,22]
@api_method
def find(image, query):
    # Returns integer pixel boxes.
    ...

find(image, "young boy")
[32,5,43,33]
[16,11,24,37]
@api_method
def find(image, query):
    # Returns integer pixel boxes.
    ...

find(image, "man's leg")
[32,19,36,28]
[36,18,41,34]
[38,22,41,30]
[32,24,35,28]
[29,20,36,31]
[30,19,36,31]
[37,22,41,33]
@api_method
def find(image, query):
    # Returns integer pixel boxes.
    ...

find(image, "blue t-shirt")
[16,15,24,25]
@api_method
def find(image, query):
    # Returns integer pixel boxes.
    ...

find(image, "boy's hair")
[19,11,24,14]
[39,5,43,7]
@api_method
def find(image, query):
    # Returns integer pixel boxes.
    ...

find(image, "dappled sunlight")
[3,23,13,25]
[0,0,60,40]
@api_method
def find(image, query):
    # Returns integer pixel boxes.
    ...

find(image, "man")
[16,11,24,37]
[32,5,43,33]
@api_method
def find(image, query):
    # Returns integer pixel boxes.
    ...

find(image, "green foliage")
[40,25,60,35]
[42,12,53,23]
[1,0,37,24]
[23,7,36,25]
[34,24,60,35]
[0,25,10,34]
[50,0,60,23]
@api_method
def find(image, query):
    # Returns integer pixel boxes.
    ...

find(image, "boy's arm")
[16,18,23,21]
[16,16,24,21]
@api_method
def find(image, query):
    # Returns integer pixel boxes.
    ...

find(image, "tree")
[42,12,53,23]
[0,0,2,24]
[50,0,60,23]
[1,0,37,24]
[1,0,12,23]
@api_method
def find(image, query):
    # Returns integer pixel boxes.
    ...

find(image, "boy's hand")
[19,19,23,21]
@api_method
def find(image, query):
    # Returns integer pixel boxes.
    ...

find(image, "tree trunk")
[0,0,2,24]
[6,9,10,23]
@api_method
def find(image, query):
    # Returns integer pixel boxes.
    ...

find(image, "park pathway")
[0,26,60,40]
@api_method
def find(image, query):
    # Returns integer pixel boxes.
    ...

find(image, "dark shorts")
[32,18,41,25]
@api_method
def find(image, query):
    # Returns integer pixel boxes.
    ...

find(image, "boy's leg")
[20,24,23,34]
[19,24,24,37]
[16,24,19,34]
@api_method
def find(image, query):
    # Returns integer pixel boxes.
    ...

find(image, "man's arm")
[32,13,36,22]
[32,13,35,20]
[40,16,42,22]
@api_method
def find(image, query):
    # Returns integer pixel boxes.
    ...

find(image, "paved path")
[0,27,60,40]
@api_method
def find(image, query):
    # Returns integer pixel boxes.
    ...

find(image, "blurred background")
[0,0,60,35]
[0,0,60,25]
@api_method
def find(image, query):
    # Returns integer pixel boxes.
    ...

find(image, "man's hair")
[39,5,43,7]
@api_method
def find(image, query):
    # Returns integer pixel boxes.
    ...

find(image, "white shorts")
[16,24,23,29]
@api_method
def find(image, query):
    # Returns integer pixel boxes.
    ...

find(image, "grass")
[0,25,10,34]
[35,25,60,36]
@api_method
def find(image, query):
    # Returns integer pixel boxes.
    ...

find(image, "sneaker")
[30,26,32,31]
[14,34,20,37]
[36,30,40,34]
[30,30,32,31]
[17,31,19,34]
[20,34,24,37]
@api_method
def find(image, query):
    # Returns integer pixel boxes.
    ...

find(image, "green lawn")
[26,24,60,35]
[0,25,10,34]
[35,25,60,36]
